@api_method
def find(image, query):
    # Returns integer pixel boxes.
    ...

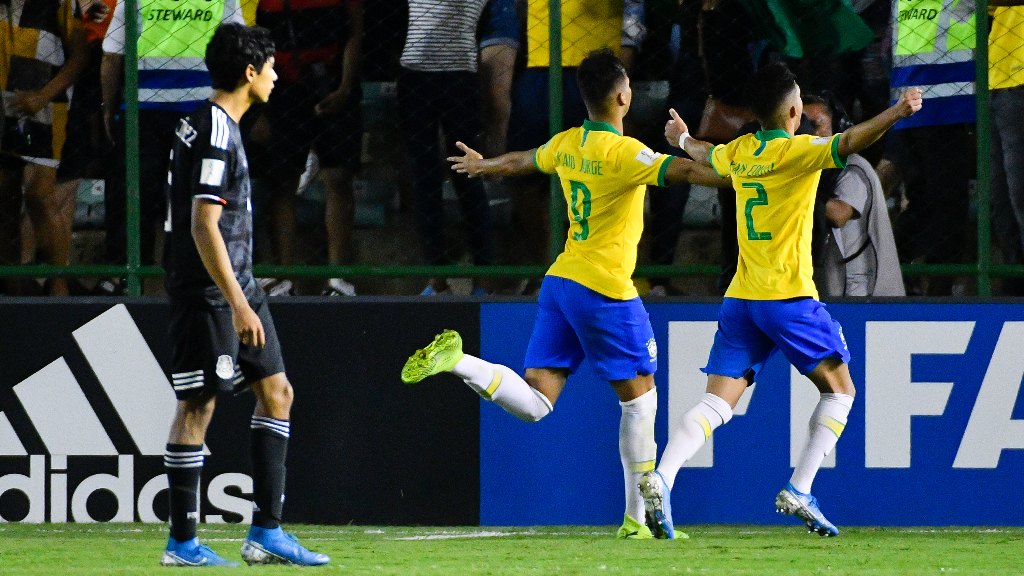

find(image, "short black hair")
[748,62,798,122]
[577,48,627,112]
[205,24,275,92]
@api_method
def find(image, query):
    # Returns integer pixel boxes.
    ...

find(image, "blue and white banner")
[480,303,1024,526]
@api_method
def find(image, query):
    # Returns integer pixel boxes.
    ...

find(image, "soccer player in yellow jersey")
[639,62,923,539]
[400,49,728,539]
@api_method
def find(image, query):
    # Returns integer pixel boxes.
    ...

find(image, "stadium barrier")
[1,299,1022,526]
[0,301,480,525]
[1,2,1022,297]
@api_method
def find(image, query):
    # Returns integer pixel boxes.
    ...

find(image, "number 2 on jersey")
[569,180,592,240]
[742,182,772,241]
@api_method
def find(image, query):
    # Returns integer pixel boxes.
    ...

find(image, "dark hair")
[205,24,275,91]
[801,92,853,134]
[577,48,628,112]
[798,95,827,136]
[747,62,797,122]
[802,94,827,108]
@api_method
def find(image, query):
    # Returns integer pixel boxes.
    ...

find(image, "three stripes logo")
[0,304,252,523]
[0,304,175,459]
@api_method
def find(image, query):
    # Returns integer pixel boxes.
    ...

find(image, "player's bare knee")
[524,368,566,407]
[266,381,294,412]
[253,374,294,416]
[809,358,856,398]
[171,393,217,442]
[179,392,216,420]
[611,374,654,403]
[835,379,856,398]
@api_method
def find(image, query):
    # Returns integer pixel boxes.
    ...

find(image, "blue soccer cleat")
[161,537,238,567]
[240,526,330,566]
[775,482,840,537]
[638,470,675,539]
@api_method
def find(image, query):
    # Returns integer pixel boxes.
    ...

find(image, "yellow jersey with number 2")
[710,129,846,301]
[534,120,674,300]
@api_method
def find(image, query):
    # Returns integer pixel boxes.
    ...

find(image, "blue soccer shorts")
[524,276,657,381]
[703,297,851,381]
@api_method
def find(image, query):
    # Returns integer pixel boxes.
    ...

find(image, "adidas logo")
[0,304,252,523]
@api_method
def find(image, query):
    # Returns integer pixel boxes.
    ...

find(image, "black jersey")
[164,101,256,303]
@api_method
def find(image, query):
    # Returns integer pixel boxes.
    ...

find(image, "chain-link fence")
[0,0,1019,297]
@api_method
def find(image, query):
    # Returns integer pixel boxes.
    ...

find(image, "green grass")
[0,524,1021,575]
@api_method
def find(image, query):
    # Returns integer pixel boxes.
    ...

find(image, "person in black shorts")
[160,23,328,567]
[244,0,363,296]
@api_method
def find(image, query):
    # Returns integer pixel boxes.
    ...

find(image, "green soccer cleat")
[615,514,654,540]
[401,329,465,384]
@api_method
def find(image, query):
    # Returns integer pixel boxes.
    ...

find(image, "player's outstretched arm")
[665,108,714,166]
[838,87,922,157]
[448,141,539,178]
[662,156,731,188]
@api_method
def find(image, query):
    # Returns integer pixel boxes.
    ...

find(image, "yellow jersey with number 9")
[710,130,846,300]
[534,120,674,300]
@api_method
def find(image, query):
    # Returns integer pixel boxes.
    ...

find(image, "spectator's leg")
[648,183,690,290]
[891,129,929,294]
[137,112,180,265]
[0,162,25,293]
[992,87,1024,295]
[260,87,313,268]
[269,178,299,266]
[23,164,72,295]
[317,85,362,295]
[918,124,971,295]
[443,71,494,268]
[508,69,553,268]
[479,42,516,157]
[323,165,355,266]
[105,117,127,265]
[399,69,448,291]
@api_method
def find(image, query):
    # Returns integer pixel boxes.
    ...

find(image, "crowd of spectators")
[0,0,1021,297]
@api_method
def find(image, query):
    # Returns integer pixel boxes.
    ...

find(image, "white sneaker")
[647,285,668,297]
[259,278,295,297]
[323,278,356,296]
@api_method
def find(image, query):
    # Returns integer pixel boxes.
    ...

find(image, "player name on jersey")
[555,152,604,176]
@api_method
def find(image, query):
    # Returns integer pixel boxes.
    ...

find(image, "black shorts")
[245,81,363,181]
[168,293,286,400]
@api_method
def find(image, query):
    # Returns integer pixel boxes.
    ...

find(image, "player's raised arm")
[837,87,922,158]
[665,108,714,166]
[448,141,539,178]
[662,156,731,188]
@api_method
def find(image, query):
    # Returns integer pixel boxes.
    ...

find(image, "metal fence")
[0,0,1019,297]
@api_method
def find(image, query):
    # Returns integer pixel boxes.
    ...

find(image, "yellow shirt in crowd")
[526,0,622,68]
[989,7,1024,90]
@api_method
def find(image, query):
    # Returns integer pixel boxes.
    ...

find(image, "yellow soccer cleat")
[615,514,654,540]
[401,329,465,384]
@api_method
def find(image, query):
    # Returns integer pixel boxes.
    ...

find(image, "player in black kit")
[160,23,329,567]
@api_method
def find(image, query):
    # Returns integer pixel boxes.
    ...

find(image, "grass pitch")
[1,523,1020,575]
